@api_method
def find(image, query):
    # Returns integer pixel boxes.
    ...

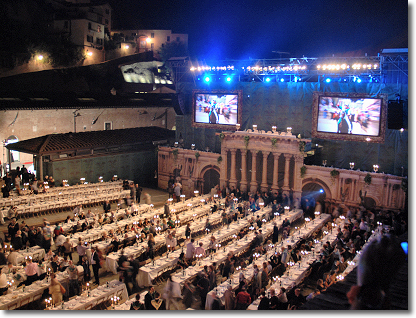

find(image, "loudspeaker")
[387,101,404,129]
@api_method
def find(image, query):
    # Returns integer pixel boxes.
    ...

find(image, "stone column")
[271,152,279,192]
[229,148,237,188]
[250,150,258,193]
[282,153,291,193]
[38,155,43,181]
[386,183,392,207]
[260,151,269,192]
[293,154,304,201]
[240,150,248,192]
[352,179,358,202]
[220,149,228,188]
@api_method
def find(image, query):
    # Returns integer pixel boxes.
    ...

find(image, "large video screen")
[192,90,242,130]
[311,92,387,143]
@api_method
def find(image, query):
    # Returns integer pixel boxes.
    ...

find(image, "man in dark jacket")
[196,273,210,309]
[145,286,156,310]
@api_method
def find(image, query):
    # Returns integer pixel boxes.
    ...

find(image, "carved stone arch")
[363,196,378,209]
[301,178,332,199]
[199,164,221,195]
[199,164,220,179]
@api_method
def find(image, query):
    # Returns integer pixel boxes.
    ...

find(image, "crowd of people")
[0,177,408,310]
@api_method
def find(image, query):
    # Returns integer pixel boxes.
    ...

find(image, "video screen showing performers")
[194,93,239,125]
[317,96,382,136]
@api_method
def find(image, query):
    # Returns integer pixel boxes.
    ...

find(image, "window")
[64,21,68,29]
[97,25,101,33]
[87,35,93,43]
[140,40,146,48]
[88,22,92,30]
[96,38,103,45]
[176,37,180,42]
[105,9,109,15]
[105,19,108,25]
[104,122,112,130]
[151,43,154,49]
[167,36,170,42]
[131,33,136,36]
[151,33,154,38]
[161,43,164,48]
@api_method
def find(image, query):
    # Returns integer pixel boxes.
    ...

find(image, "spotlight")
[204,76,211,83]
[325,78,331,83]
[280,78,285,82]
[265,77,271,83]
[357,78,362,83]
[226,76,232,82]
[319,189,324,193]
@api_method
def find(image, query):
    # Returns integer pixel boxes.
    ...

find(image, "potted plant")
[364,173,372,185]
[330,169,339,183]
[271,138,277,148]
[172,149,178,161]
[299,141,306,153]
[219,133,225,143]
[195,151,200,163]
[300,166,307,178]
[244,135,250,149]
[217,156,223,164]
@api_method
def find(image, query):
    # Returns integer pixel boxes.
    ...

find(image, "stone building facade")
[158,129,406,212]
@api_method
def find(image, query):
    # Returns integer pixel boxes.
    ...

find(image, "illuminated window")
[97,25,101,33]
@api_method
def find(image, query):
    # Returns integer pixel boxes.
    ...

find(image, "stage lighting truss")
[189,55,382,83]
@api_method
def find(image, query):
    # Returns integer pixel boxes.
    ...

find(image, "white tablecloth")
[49,280,128,310]
[0,265,83,310]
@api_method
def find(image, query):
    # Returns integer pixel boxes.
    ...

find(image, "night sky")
[110,0,408,61]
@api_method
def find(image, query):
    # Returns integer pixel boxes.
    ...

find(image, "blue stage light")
[280,78,285,82]
[319,189,324,193]
[265,77,271,83]
[204,76,211,83]
[325,78,331,83]
[357,78,362,83]
[401,242,408,255]
[226,76,232,82]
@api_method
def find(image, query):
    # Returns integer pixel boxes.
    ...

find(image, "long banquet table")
[246,214,343,310]
[138,208,305,289]
[0,265,84,310]
[0,181,129,218]
[48,280,128,310]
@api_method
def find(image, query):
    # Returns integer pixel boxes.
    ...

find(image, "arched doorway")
[363,197,376,210]
[202,168,220,194]
[301,182,327,217]
[5,136,20,172]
